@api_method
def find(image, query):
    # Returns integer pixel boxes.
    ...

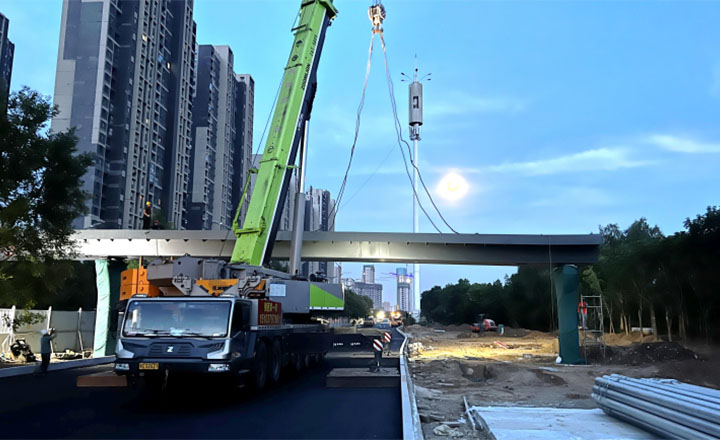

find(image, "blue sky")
[2,0,719,307]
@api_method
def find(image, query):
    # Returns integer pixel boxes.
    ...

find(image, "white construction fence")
[1,307,96,356]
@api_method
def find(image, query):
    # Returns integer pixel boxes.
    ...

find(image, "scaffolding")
[580,294,605,361]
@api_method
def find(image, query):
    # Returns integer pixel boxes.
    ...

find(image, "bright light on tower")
[437,172,469,201]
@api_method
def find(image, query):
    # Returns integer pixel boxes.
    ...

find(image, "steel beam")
[71,230,601,266]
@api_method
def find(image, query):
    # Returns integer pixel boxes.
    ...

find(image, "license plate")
[139,362,159,370]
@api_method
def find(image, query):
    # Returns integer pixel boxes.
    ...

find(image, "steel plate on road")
[139,362,159,370]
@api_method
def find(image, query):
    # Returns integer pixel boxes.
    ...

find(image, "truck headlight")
[207,340,230,360]
[208,363,230,372]
[115,363,130,371]
[116,340,135,359]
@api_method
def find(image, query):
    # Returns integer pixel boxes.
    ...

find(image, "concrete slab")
[76,371,127,388]
[326,368,399,388]
[472,406,655,440]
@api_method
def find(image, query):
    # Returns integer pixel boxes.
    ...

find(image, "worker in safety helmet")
[37,328,56,375]
[142,201,152,229]
[578,299,588,330]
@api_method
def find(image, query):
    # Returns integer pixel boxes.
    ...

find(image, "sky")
[1,0,719,308]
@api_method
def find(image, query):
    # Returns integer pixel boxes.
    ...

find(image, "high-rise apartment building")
[355,281,383,310]
[342,278,383,311]
[52,0,196,229]
[362,265,375,284]
[188,46,252,230]
[302,187,335,279]
[396,267,411,312]
[0,12,14,109]
[231,74,254,224]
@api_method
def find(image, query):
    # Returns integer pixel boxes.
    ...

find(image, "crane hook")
[368,2,386,33]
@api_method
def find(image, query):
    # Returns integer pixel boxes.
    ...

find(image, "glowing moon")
[436,172,469,201]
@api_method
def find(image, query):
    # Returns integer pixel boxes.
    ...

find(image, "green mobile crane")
[114,0,347,390]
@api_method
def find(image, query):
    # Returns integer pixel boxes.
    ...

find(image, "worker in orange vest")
[578,299,588,330]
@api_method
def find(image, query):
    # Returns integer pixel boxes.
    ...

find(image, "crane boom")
[231,0,338,267]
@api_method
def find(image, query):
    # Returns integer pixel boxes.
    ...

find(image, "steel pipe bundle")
[592,374,720,439]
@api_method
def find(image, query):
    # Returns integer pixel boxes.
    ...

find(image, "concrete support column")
[552,264,582,364]
[93,259,123,357]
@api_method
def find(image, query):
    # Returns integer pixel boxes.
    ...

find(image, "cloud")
[530,187,615,208]
[647,134,720,154]
[425,93,527,118]
[480,147,650,176]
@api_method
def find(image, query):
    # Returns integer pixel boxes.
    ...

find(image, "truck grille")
[149,343,191,356]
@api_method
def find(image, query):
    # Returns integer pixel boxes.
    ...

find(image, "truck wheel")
[269,340,282,384]
[293,353,304,372]
[251,340,268,390]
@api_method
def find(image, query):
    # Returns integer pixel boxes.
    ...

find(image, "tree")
[342,289,373,319]
[0,88,93,307]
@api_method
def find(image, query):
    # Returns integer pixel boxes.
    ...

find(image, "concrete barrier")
[0,356,115,378]
[397,328,424,440]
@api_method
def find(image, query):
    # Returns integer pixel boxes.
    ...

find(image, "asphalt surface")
[0,328,405,439]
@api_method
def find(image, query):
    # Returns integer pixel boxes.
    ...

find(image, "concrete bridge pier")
[552,264,583,364]
[92,259,123,357]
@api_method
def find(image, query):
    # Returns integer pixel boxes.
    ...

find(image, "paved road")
[0,330,405,439]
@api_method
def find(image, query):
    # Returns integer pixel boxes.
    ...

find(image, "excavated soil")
[406,324,720,439]
[585,341,702,364]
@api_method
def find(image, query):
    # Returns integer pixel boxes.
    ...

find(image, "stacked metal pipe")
[592,374,720,439]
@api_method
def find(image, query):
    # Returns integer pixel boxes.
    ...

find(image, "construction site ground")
[405,324,720,439]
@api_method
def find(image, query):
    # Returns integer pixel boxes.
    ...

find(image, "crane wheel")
[269,339,282,384]
[251,340,268,390]
[293,353,304,372]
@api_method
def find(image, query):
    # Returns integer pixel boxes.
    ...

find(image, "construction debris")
[432,424,463,437]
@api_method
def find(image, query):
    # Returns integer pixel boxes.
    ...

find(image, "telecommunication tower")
[404,59,429,317]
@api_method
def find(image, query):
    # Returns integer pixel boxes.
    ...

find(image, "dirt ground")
[405,324,720,439]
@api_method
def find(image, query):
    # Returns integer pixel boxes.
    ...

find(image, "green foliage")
[342,289,373,318]
[404,314,416,326]
[0,88,94,307]
[419,206,720,341]
[421,268,554,331]
[1,309,46,332]
[594,207,720,341]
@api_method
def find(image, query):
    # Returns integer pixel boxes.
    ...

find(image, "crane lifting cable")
[329,1,457,234]
[378,32,460,234]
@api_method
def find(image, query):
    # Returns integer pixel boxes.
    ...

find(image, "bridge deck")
[72,230,601,266]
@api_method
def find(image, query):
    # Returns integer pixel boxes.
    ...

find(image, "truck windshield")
[122,300,231,338]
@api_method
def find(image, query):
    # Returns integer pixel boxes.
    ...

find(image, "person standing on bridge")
[142,201,152,229]
[37,328,56,375]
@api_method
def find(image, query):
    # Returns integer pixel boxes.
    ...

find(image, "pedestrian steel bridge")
[72,230,602,266]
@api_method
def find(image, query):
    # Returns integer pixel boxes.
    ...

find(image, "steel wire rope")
[378,33,458,233]
[325,31,376,231]
[337,143,395,210]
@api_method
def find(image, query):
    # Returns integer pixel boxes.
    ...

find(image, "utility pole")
[408,58,424,317]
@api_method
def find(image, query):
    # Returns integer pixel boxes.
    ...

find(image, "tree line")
[421,206,720,342]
